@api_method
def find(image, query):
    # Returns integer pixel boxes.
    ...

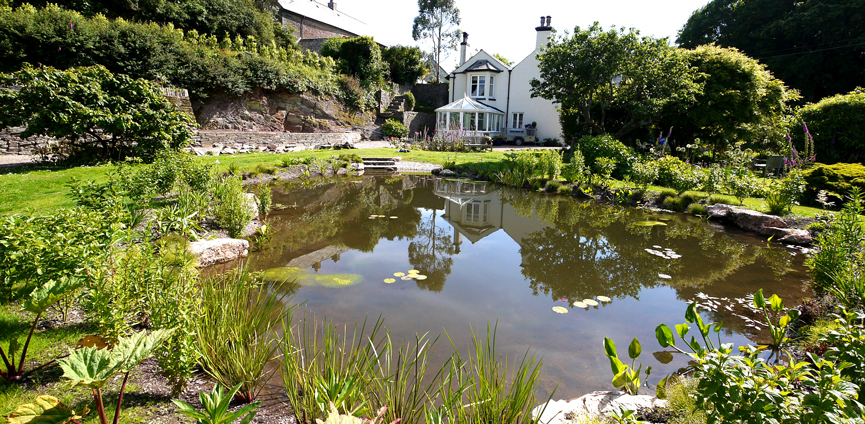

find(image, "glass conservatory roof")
[435,96,503,114]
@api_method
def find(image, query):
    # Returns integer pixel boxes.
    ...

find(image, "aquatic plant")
[174,383,261,424]
[602,337,650,395]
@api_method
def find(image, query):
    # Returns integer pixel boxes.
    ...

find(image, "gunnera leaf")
[6,395,89,424]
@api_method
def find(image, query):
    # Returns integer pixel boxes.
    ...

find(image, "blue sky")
[338,0,711,70]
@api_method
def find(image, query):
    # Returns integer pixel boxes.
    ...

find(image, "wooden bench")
[463,136,492,151]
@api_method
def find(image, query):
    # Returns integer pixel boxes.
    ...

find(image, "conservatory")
[434,96,505,136]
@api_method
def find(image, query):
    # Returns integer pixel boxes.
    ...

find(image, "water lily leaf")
[408,270,419,274]
[597,296,611,302]
[310,274,363,287]
[552,306,568,314]
[400,276,412,281]
[583,299,598,306]
[653,351,674,364]
[572,301,587,308]
[6,395,89,424]
[658,274,672,279]
[415,275,427,280]
[389,216,398,219]
[76,335,109,350]
[383,278,396,284]
[261,267,302,283]
[633,221,668,227]
[394,272,405,277]
[23,277,82,314]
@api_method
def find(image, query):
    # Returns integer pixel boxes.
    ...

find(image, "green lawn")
[0,148,831,219]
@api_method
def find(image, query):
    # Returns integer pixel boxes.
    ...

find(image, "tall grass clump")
[807,189,864,297]
[211,175,254,238]
[195,268,294,403]
[440,324,552,424]
[280,315,386,422]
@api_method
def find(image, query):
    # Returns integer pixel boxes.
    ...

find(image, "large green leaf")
[114,329,173,372]
[768,294,783,312]
[603,337,618,359]
[655,324,674,347]
[5,395,89,424]
[628,338,642,360]
[753,289,766,309]
[59,345,122,390]
[23,277,82,314]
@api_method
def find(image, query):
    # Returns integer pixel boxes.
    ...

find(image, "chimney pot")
[328,0,336,10]
[540,16,545,26]
[546,16,551,26]
[462,32,469,43]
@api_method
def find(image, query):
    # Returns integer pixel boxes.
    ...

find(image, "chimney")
[328,0,336,10]
[535,15,552,51]
[459,32,469,66]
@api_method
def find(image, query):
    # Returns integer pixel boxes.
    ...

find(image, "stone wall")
[196,130,362,149]
[0,127,54,155]
[412,83,449,109]
[161,88,195,121]
[403,112,436,136]
[280,10,354,40]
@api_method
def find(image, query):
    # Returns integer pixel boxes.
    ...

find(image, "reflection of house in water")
[435,179,547,253]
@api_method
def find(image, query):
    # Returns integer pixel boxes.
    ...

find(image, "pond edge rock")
[188,238,250,267]
[707,204,813,245]
[533,391,668,424]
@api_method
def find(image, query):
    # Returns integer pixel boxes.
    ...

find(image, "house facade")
[436,16,562,143]
[277,0,366,52]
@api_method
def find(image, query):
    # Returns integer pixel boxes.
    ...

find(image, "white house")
[435,16,562,144]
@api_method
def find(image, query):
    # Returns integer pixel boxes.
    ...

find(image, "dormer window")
[471,75,486,98]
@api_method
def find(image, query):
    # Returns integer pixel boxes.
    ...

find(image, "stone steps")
[361,157,398,173]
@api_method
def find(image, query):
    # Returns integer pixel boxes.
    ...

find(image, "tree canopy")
[531,23,700,140]
[412,0,461,82]
[0,65,194,162]
[383,45,428,85]
[662,44,799,154]
[677,0,865,102]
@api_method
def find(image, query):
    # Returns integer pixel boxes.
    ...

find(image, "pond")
[245,175,812,400]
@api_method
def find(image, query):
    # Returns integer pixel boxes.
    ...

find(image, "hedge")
[795,88,865,164]
[801,163,865,206]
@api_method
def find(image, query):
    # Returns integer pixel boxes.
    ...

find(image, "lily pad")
[415,275,427,280]
[263,267,363,287]
[262,267,303,283]
[384,278,396,284]
[633,221,668,227]
[552,306,568,314]
[597,296,612,302]
[394,272,406,277]
[400,276,413,281]
[408,269,419,273]
[583,299,599,306]
[572,301,588,308]
[658,274,672,279]
[390,216,398,219]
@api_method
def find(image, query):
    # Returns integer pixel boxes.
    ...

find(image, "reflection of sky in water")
[250,176,812,399]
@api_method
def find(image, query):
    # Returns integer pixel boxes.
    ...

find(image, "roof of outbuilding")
[278,0,366,38]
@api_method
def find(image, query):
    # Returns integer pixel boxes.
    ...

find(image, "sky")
[337,0,711,71]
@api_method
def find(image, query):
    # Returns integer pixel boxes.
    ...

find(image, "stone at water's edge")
[533,391,668,423]
[188,238,249,267]
[729,207,787,232]
[706,203,733,218]
[706,204,812,243]
[761,227,813,245]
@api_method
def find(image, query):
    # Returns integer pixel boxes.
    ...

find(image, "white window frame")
[488,75,496,99]
[465,201,489,224]
[512,112,524,129]
[470,75,486,98]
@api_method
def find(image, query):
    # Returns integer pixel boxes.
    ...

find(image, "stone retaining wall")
[412,83,449,109]
[196,130,362,148]
[0,127,54,155]
[403,111,436,136]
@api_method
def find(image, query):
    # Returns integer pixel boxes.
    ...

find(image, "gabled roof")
[435,96,504,114]
[278,0,366,37]
[459,60,503,74]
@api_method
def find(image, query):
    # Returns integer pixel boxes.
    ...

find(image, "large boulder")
[760,227,813,245]
[729,208,787,232]
[533,391,667,424]
[706,203,733,218]
[188,238,249,267]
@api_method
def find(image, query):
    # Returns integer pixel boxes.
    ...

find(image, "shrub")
[765,171,806,215]
[656,156,691,187]
[557,185,574,195]
[536,149,563,180]
[656,189,678,203]
[382,45,426,85]
[574,135,635,178]
[800,162,865,206]
[211,175,254,238]
[544,180,563,193]
[806,189,864,297]
[726,172,760,205]
[687,203,707,215]
[663,196,687,212]
[336,36,387,88]
[795,88,865,164]
[0,65,193,163]
[256,183,272,216]
[631,159,659,189]
[561,150,587,184]
[593,157,617,180]
[382,118,409,138]
[404,91,416,111]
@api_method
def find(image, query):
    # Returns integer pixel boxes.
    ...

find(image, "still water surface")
[247,175,812,399]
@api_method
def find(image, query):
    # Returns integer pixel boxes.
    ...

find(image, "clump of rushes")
[195,268,294,403]
[545,180,563,193]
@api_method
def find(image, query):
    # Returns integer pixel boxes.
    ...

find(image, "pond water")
[246,175,812,400]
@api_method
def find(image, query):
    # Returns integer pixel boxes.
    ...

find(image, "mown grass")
[0,148,831,218]
[0,304,165,424]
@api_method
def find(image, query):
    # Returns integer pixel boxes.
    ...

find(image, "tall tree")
[382,45,428,85]
[531,23,700,140]
[677,0,865,102]
[412,0,460,82]
[662,44,799,154]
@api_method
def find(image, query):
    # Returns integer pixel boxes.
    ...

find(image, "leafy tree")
[662,44,799,154]
[334,36,386,88]
[492,53,512,66]
[383,45,427,85]
[412,0,461,82]
[677,0,865,102]
[531,23,700,140]
[0,65,194,162]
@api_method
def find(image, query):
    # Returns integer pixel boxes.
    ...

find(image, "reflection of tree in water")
[408,210,457,292]
[512,192,798,304]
